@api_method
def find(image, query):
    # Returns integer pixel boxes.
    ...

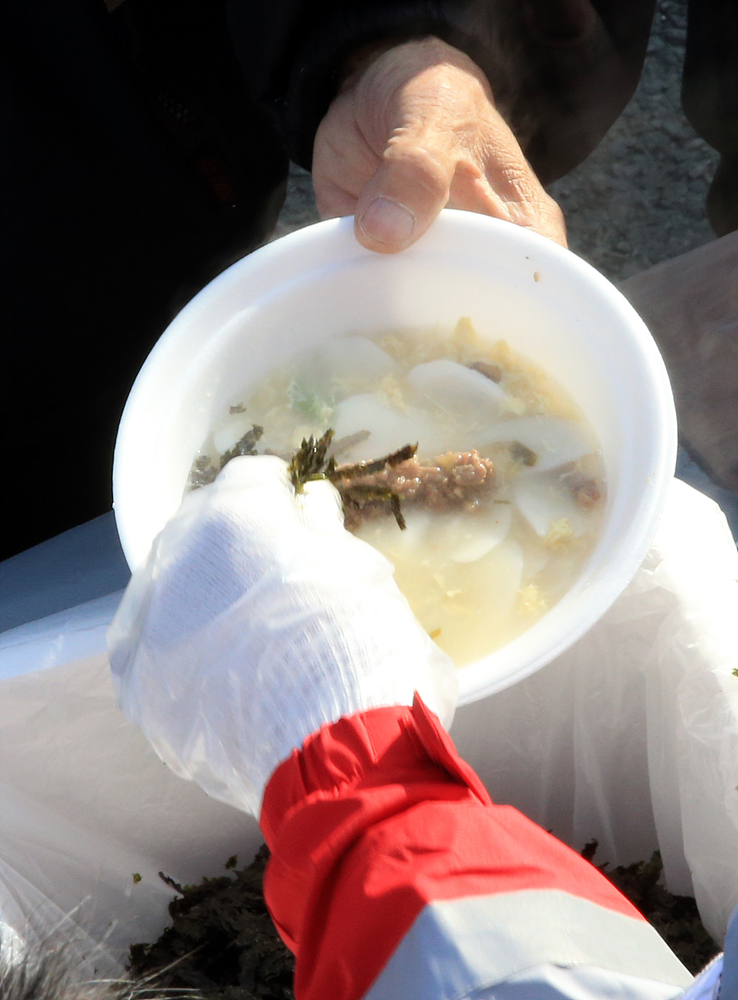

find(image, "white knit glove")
[108,456,457,817]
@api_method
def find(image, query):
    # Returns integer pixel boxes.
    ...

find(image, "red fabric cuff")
[260,696,644,1000]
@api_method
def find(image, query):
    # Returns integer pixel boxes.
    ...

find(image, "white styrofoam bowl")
[113,211,676,704]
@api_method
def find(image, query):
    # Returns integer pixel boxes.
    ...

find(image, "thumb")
[354,132,455,253]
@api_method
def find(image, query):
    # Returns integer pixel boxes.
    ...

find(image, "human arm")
[225,0,655,249]
[106,455,457,817]
[311,36,567,250]
[108,455,708,1000]
[261,695,698,1000]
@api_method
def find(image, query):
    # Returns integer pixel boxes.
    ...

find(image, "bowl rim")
[113,211,677,703]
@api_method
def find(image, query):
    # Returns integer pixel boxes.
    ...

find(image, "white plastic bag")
[452,480,738,942]
[0,479,735,958]
[0,631,262,966]
[646,482,738,939]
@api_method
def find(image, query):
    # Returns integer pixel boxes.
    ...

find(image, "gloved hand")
[107,455,457,817]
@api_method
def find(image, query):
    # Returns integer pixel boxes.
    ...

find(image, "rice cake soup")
[191,319,606,667]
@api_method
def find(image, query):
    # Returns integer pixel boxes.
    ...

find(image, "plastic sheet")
[0,479,735,962]
[452,480,738,942]
[0,644,262,967]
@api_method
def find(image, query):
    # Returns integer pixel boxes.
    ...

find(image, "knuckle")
[383,139,451,201]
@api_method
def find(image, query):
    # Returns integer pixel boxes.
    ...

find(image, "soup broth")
[192,319,606,667]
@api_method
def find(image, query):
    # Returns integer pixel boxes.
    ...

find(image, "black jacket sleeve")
[225,0,656,184]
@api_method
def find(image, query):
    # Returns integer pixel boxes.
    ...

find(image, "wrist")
[259,696,489,999]
[259,699,668,1000]
[260,695,486,847]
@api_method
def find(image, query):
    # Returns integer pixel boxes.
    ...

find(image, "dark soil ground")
[128,845,720,1000]
[547,0,718,282]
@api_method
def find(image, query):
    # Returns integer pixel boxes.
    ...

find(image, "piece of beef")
[338,450,496,530]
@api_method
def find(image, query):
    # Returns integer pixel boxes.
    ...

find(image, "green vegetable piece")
[288,430,336,491]
[289,430,416,531]
[219,424,264,469]
[509,440,538,466]
[287,379,333,422]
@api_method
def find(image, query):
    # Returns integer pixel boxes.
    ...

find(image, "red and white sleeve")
[260,695,696,1000]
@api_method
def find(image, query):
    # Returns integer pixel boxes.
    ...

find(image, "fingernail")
[358,197,416,246]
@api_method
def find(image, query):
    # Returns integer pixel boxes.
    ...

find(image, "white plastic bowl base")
[113,211,676,705]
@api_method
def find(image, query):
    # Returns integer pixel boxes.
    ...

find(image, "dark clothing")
[1,0,733,561]
[682,0,738,235]
[227,0,657,185]
[1,0,287,560]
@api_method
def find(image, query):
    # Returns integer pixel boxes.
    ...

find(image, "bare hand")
[312,37,567,252]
